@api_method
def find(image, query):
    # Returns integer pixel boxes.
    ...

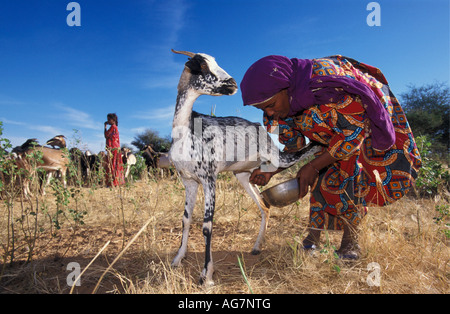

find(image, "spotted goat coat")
[168,51,321,285]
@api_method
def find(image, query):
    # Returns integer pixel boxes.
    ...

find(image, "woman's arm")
[104,122,109,139]
[296,150,337,198]
[249,167,284,186]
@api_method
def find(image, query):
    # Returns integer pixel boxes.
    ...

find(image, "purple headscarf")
[240,55,395,151]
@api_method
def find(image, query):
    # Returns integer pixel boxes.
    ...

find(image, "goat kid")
[121,147,137,179]
[168,50,320,285]
[141,145,159,169]
[13,139,69,198]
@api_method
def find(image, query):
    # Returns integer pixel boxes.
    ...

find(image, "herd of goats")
[0,134,170,199]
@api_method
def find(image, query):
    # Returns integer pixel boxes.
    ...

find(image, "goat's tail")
[277,142,322,168]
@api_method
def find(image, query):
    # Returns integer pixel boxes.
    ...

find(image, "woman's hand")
[296,150,338,199]
[250,168,275,186]
[296,163,320,199]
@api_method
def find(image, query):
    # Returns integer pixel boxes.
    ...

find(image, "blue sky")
[0,0,448,152]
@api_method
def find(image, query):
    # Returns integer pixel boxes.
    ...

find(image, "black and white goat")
[168,50,319,285]
[121,147,137,179]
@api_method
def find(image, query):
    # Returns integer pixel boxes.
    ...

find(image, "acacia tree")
[131,129,171,152]
[400,82,449,155]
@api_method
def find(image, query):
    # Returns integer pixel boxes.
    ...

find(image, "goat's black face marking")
[216,78,238,95]
[185,55,208,75]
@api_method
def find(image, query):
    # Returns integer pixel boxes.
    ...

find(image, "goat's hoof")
[171,257,183,267]
[199,268,214,286]
[251,249,261,255]
[199,274,214,287]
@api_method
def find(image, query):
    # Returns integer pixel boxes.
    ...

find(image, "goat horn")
[171,49,196,58]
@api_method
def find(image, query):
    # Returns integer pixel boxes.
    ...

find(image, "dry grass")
[0,172,448,294]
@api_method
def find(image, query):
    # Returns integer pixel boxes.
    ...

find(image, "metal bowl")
[261,178,300,207]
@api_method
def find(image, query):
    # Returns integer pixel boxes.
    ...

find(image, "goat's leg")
[172,178,199,267]
[199,178,216,286]
[23,178,33,199]
[61,168,67,189]
[125,165,131,179]
[234,171,270,255]
[41,172,52,196]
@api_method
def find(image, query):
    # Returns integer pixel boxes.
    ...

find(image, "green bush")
[415,135,450,197]
[129,152,147,181]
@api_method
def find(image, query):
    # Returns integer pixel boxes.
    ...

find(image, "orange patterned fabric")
[264,56,421,230]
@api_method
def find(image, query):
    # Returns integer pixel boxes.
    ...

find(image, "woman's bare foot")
[336,224,361,260]
[336,241,361,260]
[302,229,321,249]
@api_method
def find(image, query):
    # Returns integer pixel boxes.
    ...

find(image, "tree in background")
[131,129,171,152]
[400,82,449,158]
[400,82,449,197]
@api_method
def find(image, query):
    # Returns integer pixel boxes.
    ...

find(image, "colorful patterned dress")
[264,56,422,231]
[105,124,125,187]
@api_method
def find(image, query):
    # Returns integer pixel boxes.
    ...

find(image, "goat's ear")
[185,55,207,74]
[185,58,201,73]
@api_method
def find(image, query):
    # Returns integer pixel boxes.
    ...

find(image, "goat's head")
[46,135,66,149]
[172,49,238,96]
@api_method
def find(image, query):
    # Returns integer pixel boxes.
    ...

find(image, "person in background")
[240,55,422,259]
[104,113,124,187]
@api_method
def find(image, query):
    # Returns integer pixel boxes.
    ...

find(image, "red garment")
[105,124,124,187]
